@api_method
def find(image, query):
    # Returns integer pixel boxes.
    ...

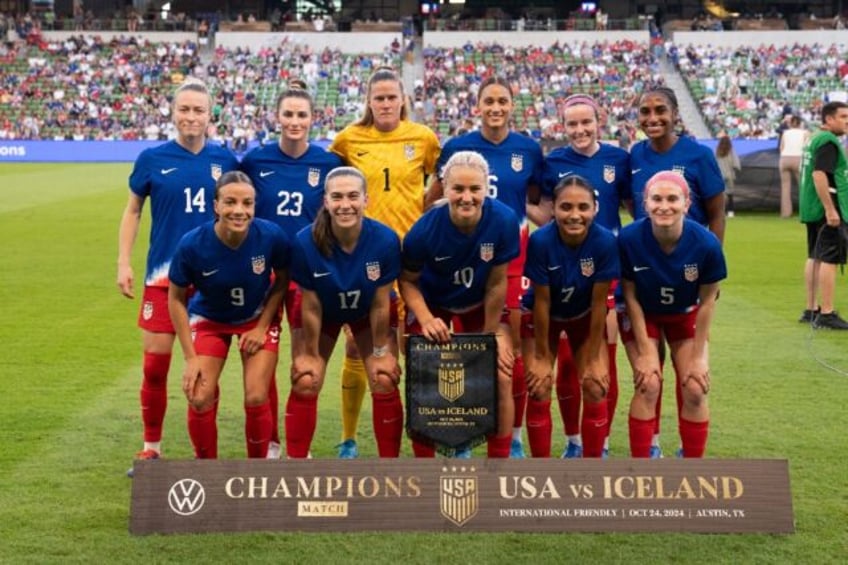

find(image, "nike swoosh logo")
[548,265,562,271]
[557,171,574,178]
[161,167,177,175]
[314,272,331,278]
[259,170,274,178]
[202,269,219,276]
[381,418,401,424]
[633,266,650,272]
[435,256,452,262]
[631,168,642,174]
[356,151,369,157]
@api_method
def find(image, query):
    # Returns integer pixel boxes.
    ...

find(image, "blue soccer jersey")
[129,140,239,287]
[541,143,631,234]
[290,218,401,324]
[629,136,725,225]
[618,218,727,315]
[240,143,343,240]
[169,219,292,324]
[437,131,543,227]
[402,198,520,310]
[524,222,620,319]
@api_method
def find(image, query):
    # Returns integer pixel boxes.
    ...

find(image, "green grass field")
[0,162,846,563]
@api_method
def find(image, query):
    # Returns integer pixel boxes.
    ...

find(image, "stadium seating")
[676,43,848,137]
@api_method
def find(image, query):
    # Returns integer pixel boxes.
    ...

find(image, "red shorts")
[617,308,698,345]
[285,282,303,329]
[606,279,619,310]
[138,286,174,333]
[505,274,530,310]
[321,293,400,337]
[405,303,485,334]
[506,223,529,279]
[520,309,596,348]
[192,317,282,358]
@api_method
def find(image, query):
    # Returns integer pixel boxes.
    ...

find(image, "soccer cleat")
[798,308,819,324]
[649,445,663,459]
[561,441,583,459]
[813,311,848,330]
[509,438,526,459]
[126,449,160,478]
[337,439,359,459]
[676,447,684,458]
[266,441,281,460]
[602,448,610,459]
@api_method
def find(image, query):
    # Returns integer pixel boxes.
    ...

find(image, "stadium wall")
[213,32,402,52]
[41,31,198,43]
[422,31,650,47]
[669,30,848,48]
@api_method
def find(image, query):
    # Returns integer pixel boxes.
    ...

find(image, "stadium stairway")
[658,55,712,139]
[402,36,423,105]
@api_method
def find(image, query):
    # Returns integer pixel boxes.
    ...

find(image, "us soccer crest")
[603,165,615,183]
[404,143,415,160]
[480,243,494,262]
[440,466,478,527]
[580,257,595,277]
[438,363,465,402]
[251,255,266,275]
[365,261,381,281]
[672,166,686,177]
[307,168,321,188]
[142,301,154,321]
[210,164,222,181]
[511,153,523,172]
[684,263,699,282]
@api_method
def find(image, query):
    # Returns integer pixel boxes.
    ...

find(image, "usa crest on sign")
[366,261,381,281]
[480,243,494,262]
[511,153,523,172]
[580,257,595,277]
[684,263,699,282]
[252,255,266,275]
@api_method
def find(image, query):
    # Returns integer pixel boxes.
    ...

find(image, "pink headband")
[645,171,690,199]
[562,94,600,113]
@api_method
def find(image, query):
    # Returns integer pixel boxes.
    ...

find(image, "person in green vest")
[799,101,848,329]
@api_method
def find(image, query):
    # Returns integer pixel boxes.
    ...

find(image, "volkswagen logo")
[168,478,206,516]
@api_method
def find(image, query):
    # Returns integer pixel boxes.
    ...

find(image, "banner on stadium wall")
[0,139,766,164]
[0,141,161,162]
[129,458,794,535]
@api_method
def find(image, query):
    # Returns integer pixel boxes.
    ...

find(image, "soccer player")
[799,101,848,329]
[286,167,403,458]
[630,86,726,242]
[540,93,631,458]
[328,67,440,458]
[522,175,619,458]
[399,150,519,458]
[426,76,544,458]
[168,171,291,459]
[618,171,726,458]
[627,86,726,457]
[117,78,238,476]
[240,86,344,457]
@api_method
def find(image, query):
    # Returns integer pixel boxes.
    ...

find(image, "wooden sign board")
[130,459,794,535]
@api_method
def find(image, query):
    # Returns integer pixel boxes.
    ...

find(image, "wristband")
[372,345,389,358]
